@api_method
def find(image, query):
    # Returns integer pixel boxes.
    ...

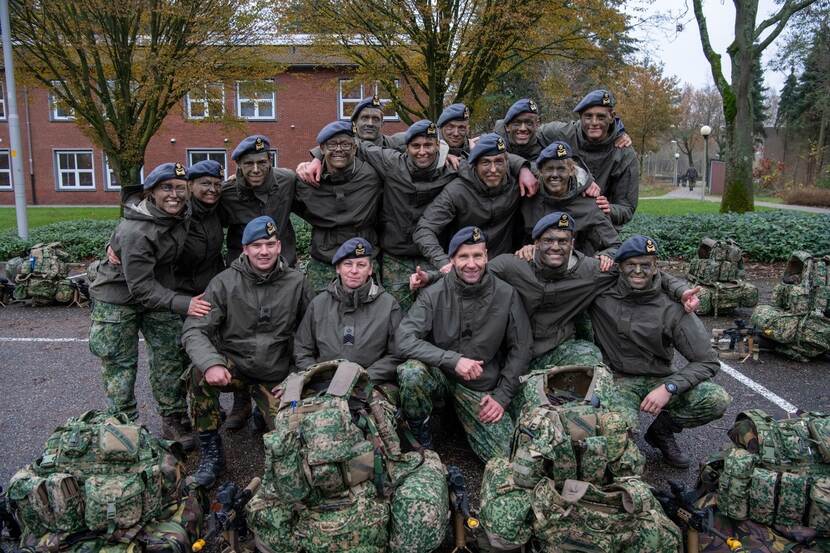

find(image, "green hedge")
[0,220,118,263]
[621,211,830,261]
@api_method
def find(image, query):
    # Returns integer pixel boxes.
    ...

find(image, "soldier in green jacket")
[293,121,383,293]
[590,235,731,468]
[520,141,620,261]
[437,103,472,158]
[89,162,211,450]
[294,238,403,394]
[396,226,533,461]
[182,216,312,487]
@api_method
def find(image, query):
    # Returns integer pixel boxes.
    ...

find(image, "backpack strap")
[559,479,589,504]
[280,373,304,407]
[327,361,362,397]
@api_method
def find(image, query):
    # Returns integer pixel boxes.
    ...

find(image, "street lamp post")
[700,125,712,201]
[671,140,678,187]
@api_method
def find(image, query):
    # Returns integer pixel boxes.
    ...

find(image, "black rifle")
[446,465,479,553]
[192,478,260,553]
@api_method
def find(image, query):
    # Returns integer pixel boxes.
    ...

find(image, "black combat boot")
[193,431,225,489]
[250,405,267,432]
[161,415,196,452]
[644,412,690,468]
[407,417,433,450]
[224,391,252,430]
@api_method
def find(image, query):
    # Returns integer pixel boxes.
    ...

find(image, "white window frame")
[49,81,75,121]
[0,149,11,190]
[54,149,95,191]
[185,83,225,120]
[103,153,144,191]
[338,79,399,121]
[236,80,276,121]
[0,82,6,121]
[269,148,279,168]
[187,149,227,168]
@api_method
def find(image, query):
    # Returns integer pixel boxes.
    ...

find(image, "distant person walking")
[685,166,699,190]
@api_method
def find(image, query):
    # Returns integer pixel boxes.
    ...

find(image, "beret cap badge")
[265,221,277,236]
[528,99,538,112]
[427,123,437,136]
[354,242,366,256]
[463,106,471,119]
[556,144,567,158]
[646,239,656,253]
[174,162,186,177]
[558,214,570,228]
[255,137,265,151]
[496,137,506,152]
[371,95,381,107]
[472,227,482,241]
[602,92,611,105]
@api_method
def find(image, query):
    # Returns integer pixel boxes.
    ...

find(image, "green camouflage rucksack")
[750,252,830,360]
[7,410,201,553]
[707,409,830,537]
[11,242,76,306]
[246,359,449,553]
[686,238,759,316]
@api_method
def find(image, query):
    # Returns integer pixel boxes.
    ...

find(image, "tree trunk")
[108,154,145,209]
[816,108,828,184]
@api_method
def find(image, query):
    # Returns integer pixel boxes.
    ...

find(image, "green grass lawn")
[637,199,776,216]
[638,183,674,197]
[0,207,120,232]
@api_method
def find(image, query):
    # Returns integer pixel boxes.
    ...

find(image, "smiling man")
[437,103,472,158]
[396,226,532,461]
[182,215,312,487]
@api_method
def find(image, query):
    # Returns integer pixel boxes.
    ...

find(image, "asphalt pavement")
[1,265,828,545]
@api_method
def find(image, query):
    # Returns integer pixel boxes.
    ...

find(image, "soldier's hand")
[296,158,322,186]
[595,195,611,214]
[614,132,633,149]
[640,385,672,415]
[440,262,453,274]
[479,395,504,423]
[515,244,535,261]
[409,266,431,291]
[205,365,232,387]
[468,135,479,149]
[518,167,539,197]
[455,357,484,381]
[582,181,601,198]
[187,293,212,317]
[597,255,614,272]
[271,385,284,399]
[681,287,701,313]
[446,154,461,170]
[106,245,122,265]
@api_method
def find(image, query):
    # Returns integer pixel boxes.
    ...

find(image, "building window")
[103,153,144,191]
[236,81,276,120]
[0,82,6,120]
[270,149,279,168]
[55,150,95,190]
[186,83,225,119]
[338,80,399,121]
[187,149,227,168]
[0,150,11,190]
[49,81,75,121]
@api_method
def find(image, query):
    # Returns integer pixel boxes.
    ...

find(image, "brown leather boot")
[224,391,252,430]
[644,412,690,468]
[161,415,196,452]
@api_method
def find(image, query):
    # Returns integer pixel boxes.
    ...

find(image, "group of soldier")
[85,88,732,493]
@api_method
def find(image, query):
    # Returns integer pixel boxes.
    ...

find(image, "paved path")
[641,186,830,213]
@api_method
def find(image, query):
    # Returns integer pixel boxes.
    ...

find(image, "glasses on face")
[159,184,188,195]
[508,118,538,130]
[324,141,354,152]
[478,158,506,171]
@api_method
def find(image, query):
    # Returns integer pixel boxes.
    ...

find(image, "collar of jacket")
[191,197,219,220]
[125,197,190,226]
[235,166,276,202]
[232,254,285,284]
[447,139,470,159]
[575,119,625,153]
[406,152,442,181]
[321,159,357,185]
[532,249,580,281]
[331,276,381,312]
[462,163,512,198]
[448,267,493,298]
[615,269,662,300]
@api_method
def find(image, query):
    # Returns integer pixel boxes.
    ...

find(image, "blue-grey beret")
[405,119,438,144]
[468,133,507,165]
[615,235,658,263]
[532,212,575,240]
[231,135,270,161]
[332,237,374,265]
[573,89,616,113]
[144,162,187,190]
[317,120,355,145]
[437,103,470,128]
[536,141,574,167]
[186,160,223,181]
[350,95,384,121]
[242,215,279,245]
[504,98,539,126]
[448,226,487,258]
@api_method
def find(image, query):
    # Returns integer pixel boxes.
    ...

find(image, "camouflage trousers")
[596,374,732,431]
[88,301,187,419]
[380,254,434,312]
[189,368,280,432]
[397,359,513,462]
[304,257,382,295]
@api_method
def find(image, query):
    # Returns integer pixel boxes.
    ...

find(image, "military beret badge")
[174,162,186,177]
[255,137,265,151]
[355,242,366,256]
[371,95,381,107]
[472,227,482,241]
[558,214,570,228]
[646,239,656,253]
[602,92,611,106]
[556,144,567,159]
[497,137,506,152]
[529,99,538,112]
[266,221,277,237]
[427,123,437,136]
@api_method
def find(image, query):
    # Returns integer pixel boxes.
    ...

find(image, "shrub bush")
[0,220,118,263]
[781,186,830,207]
[621,211,830,262]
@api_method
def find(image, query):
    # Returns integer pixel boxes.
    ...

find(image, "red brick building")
[0,49,407,206]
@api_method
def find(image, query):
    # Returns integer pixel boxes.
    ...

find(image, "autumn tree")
[9,0,272,203]
[277,0,630,124]
[692,0,819,213]
[672,84,725,169]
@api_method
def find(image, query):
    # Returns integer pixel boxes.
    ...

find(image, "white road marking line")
[718,360,798,414]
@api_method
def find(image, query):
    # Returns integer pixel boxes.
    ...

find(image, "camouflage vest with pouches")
[771,252,830,316]
[12,242,74,305]
[711,409,830,537]
[7,410,190,551]
[687,238,759,315]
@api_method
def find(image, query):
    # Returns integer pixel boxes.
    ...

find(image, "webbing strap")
[327,361,362,397]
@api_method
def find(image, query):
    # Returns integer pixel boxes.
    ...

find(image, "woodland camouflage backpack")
[751,251,830,360]
[6,410,202,553]
[478,365,680,552]
[246,359,449,553]
[686,238,758,316]
[706,409,830,538]
[11,243,75,305]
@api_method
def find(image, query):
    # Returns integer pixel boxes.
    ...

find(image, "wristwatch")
[665,382,678,395]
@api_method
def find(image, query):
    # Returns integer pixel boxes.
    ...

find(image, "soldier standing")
[437,103,472,158]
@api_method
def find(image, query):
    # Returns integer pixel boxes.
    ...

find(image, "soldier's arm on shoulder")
[293,298,318,371]
[666,312,720,393]
[507,153,531,179]
[395,290,462,371]
[387,131,408,152]
[591,216,621,259]
[181,278,228,375]
[537,120,573,145]
[357,139,398,173]
[492,288,533,407]
[120,233,190,315]
[309,145,323,161]
[413,187,457,268]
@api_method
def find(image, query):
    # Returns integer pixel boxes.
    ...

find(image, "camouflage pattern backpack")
[751,252,830,360]
[11,242,75,306]
[6,410,199,553]
[710,409,830,537]
[246,359,449,553]
[686,238,759,316]
[479,365,651,552]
